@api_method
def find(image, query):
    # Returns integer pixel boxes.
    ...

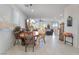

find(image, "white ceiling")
[15,4,69,20]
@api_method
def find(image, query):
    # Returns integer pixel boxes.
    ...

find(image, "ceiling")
[15,4,69,20]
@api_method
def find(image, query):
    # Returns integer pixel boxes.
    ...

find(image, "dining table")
[19,31,40,46]
[19,30,46,47]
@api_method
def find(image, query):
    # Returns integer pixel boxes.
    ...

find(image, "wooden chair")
[13,31,21,46]
[13,26,21,45]
[39,33,46,43]
[38,30,46,44]
[24,32,35,52]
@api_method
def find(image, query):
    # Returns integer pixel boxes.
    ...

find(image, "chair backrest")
[25,31,34,40]
[13,26,21,39]
[24,32,34,44]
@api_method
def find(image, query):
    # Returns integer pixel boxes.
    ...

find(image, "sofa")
[46,29,53,35]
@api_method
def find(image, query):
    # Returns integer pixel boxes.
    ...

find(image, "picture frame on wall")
[67,16,72,26]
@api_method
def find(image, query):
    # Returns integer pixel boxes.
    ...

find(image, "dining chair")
[24,32,35,52]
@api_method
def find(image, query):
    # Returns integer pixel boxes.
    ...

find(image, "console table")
[63,32,73,46]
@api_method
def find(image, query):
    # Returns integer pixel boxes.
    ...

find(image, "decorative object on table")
[67,16,72,26]
[25,19,30,31]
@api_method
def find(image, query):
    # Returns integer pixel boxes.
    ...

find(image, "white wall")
[0,5,27,29]
[0,5,27,54]
[64,5,79,48]
[0,29,15,54]
[0,5,13,23]
[12,5,26,28]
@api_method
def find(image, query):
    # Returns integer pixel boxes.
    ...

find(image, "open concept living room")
[0,4,79,55]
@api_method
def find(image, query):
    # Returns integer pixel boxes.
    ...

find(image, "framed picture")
[67,16,72,26]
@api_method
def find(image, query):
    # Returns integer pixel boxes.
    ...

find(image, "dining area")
[13,25,46,52]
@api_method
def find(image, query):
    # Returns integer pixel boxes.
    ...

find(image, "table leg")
[43,35,46,44]
[64,36,66,44]
[72,37,73,46]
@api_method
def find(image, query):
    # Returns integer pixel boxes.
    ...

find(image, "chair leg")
[43,36,46,44]
[44,39,46,43]
[33,43,34,52]
[72,37,73,46]
[64,37,66,44]
[25,44,27,52]
[14,40,16,46]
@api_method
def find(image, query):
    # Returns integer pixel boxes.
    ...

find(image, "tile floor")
[6,33,79,55]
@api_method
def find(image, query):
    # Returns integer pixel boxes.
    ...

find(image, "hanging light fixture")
[24,4,34,12]
[24,4,32,8]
